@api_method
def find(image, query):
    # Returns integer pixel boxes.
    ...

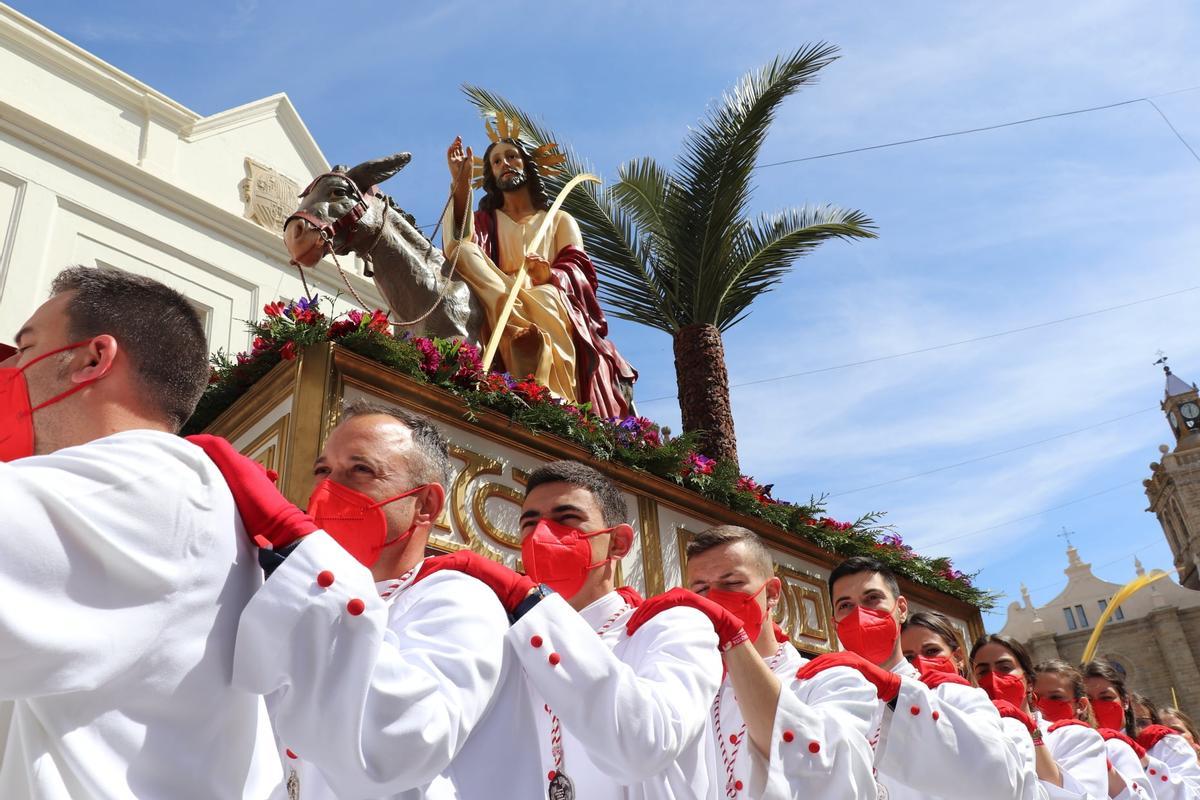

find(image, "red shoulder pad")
[1137,724,1178,750]
[1098,728,1146,758]
[1049,718,1093,733]
[615,586,644,608]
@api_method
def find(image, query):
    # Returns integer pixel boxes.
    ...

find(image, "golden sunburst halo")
[472,112,566,188]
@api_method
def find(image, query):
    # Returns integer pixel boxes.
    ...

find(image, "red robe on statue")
[474,209,638,419]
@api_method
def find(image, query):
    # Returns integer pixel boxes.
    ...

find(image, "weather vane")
[1154,351,1170,373]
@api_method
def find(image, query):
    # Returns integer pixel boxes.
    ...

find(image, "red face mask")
[913,654,960,676]
[520,518,615,599]
[979,671,1027,708]
[1036,696,1079,723]
[1092,699,1126,731]
[306,479,428,567]
[0,340,102,462]
[837,605,898,664]
[707,582,769,644]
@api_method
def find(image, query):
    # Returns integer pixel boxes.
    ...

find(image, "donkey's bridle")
[284,172,379,260]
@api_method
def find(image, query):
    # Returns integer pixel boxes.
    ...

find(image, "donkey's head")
[283,152,411,267]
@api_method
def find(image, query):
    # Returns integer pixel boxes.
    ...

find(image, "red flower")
[366,310,390,333]
[263,301,286,318]
[328,319,356,339]
[279,341,297,360]
[513,376,549,402]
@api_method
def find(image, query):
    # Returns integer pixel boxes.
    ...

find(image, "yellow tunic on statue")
[442,195,580,403]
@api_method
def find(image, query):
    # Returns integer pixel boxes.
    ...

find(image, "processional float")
[193,115,986,654]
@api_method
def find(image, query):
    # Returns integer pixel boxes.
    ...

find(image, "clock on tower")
[1145,357,1200,589]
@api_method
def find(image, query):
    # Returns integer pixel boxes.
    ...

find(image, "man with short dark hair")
[802,556,1026,799]
[0,266,280,797]
[684,525,878,798]
[197,401,542,799]
[418,458,723,797]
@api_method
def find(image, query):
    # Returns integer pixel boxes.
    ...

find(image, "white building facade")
[0,4,384,354]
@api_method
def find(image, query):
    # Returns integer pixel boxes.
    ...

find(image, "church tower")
[1145,361,1200,589]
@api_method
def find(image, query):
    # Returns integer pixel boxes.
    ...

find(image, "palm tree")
[465,44,875,467]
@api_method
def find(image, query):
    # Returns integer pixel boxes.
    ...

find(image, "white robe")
[233,531,543,799]
[1037,716,1145,800]
[873,659,1025,800]
[1106,738,1171,800]
[707,641,878,799]
[507,590,723,799]
[1146,735,1200,796]
[1000,716,1090,800]
[0,430,280,799]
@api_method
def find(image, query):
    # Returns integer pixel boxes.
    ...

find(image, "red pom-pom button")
[910,706,921,715]
[531,635,543,648]
[347,598,365,616]
[548,652,561,666]
[808,741,821,753]
[548,770,556,781]
[729,734,739,744]
[286,749,298,760]
[316,570,334,588]
[932,710,940,721]
[781,730,794,743]
[734,780,744,791]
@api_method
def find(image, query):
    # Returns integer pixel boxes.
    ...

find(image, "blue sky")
[17,0,1200,629]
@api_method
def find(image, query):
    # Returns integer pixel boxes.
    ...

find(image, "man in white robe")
[682,525,878,799]
[196,401,542,799]
[0,266,280,798]
[420,459,723,798]
[805,556,1025,800]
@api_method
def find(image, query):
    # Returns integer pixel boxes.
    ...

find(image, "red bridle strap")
[283,172,379,256]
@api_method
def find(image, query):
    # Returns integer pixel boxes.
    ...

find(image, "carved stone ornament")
[240,158,301,233]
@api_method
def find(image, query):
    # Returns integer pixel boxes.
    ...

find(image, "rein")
[285,168,471,329]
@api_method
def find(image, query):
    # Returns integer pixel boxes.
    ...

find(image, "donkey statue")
[283,153,484,343]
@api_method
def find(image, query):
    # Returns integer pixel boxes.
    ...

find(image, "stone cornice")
[0,97,383,308]
[0,4,195,128]
[184,93,329,177]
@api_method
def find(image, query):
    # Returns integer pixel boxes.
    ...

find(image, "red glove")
[1099,728,1146,758]
[919,668,971,690]
[1049,718,1091,733]
[615,585,644,608]
[993,699,1037,736]
[1137,724,1178,751]
[794,651,902,703]
[773,622,789,643]
[414,550,535,613]
[624,588,746,651]
[186,434,317,548]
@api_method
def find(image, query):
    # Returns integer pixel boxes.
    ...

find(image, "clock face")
[1182,402,1200,420]
[1170,411,1180,430]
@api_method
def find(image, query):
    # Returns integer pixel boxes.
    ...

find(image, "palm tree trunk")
[673,322,739,467]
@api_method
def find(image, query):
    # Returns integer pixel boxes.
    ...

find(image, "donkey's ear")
[345,153,411,191]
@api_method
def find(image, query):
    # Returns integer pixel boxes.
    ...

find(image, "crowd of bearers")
[8,268,1200,799]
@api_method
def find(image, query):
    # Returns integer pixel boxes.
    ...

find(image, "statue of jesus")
[443,126,637,418]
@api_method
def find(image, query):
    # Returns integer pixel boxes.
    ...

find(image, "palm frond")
[672,43,841,320]
[462,86,678,332]
[612,158,684,311]
[712,205,876,330]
